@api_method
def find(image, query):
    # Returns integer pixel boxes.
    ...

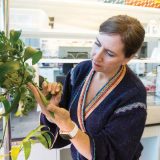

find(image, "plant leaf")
[0,61,20,84]
[10,30,22,44]
[24,125,52,149]
[35,134,49,148]
[23,140,31,160]
[24,47,42,65]
[10,146,21,160]
[0,97,11,115]
[32,50,42,65]
[42,132,52,148]
[0,155,5,160]
[0,90,21,116]
[22,125,47,141]
[33,125,49,132]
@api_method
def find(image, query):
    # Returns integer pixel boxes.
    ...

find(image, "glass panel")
[129,63,160,106]
[39,38,93,58]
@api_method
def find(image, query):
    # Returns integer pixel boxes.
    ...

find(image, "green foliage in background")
[0,30,53,160]
[0,30,41,116]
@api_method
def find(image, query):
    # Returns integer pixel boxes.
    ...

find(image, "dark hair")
[99,15,145,58]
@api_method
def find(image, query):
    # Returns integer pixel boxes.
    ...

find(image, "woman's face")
[91,33,131,75]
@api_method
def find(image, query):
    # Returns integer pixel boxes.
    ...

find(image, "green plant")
[0,30,53,160]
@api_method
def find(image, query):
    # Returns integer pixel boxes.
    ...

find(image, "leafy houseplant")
[0,30,53,160]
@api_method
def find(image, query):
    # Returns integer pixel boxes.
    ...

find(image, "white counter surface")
[143,125,160,138]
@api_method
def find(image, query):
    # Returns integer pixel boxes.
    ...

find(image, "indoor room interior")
[0,0,160,160]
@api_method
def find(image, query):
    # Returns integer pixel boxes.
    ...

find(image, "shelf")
[39,58,89,64]
[38,58,160,64]
[21,30,98,39]
[129,59,160,64]
[145,34,160,39]
[21,30,160,40]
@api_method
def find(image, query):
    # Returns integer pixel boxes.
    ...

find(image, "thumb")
[55,92,62,105]
[50,92,61,106]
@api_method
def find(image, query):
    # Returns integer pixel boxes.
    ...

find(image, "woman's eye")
[94,41,101,47]
[106,50,114,57]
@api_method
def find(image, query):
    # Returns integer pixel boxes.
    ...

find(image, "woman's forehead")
[97,34,124,49]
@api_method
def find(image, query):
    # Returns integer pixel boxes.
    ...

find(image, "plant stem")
[0,116,9,149]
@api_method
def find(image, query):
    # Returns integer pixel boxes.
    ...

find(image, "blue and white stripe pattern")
[114,102,146,114]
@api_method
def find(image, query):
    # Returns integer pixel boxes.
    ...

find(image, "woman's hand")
[27,82,62,121]
[28,82,73,131]
[42,81,73,130]
[42,81,62,106]
[47,104,74,131]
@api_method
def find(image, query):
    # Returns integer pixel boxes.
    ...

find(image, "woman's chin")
[92,65,101,72]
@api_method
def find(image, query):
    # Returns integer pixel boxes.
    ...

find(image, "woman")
[29,15,147,160]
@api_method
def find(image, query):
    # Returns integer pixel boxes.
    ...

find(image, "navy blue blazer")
[40,60,147,160]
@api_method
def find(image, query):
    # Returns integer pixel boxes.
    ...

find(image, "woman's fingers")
[55,92,62,104]
[51,82,61,95]
[55,83,61,93]
[28,82,64,124]
[42,81,48,88]
[47,104,69,119]
[47,104,59,113]
[42,82,62,96]
[50,92,62,106]
[27,83,48,114]
[28,83,42,104]
[42,81,54,93]
[42,81,48,96]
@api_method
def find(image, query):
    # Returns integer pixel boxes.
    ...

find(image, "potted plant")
[0,30,53,160]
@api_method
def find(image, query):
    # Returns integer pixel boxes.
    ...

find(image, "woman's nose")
[93,47,103,61]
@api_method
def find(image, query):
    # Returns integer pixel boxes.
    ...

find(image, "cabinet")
[1,1,160,160]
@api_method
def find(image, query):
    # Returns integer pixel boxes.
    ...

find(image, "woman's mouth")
[93,61,101,67]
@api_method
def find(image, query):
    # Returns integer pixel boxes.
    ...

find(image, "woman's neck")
[95,66,122,82]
